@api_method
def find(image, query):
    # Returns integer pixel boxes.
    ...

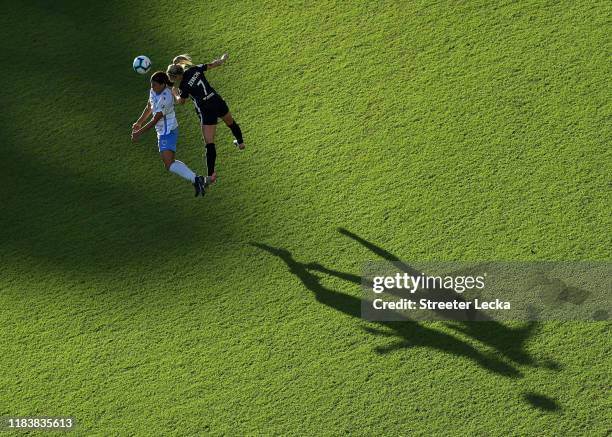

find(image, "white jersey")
[149,87,178,136]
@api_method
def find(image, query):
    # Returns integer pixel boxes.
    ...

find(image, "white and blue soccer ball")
[132,55,151,74]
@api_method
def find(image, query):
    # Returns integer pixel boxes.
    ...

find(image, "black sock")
[228,121,243,144]
[205,143,216,176]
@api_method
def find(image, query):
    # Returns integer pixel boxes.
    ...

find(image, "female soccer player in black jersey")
[167,53,245,183]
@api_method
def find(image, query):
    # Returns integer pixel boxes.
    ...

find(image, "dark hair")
[150,71,173,86]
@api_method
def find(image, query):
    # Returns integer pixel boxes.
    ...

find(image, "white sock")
[169,160,196,183]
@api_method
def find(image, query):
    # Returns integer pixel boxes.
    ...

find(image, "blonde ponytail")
[166,54,195,82]
[172,54,193,67]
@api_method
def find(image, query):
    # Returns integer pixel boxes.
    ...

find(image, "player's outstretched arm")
[131,112,163,142]
[206,53,229,70]
[133,102,152,130]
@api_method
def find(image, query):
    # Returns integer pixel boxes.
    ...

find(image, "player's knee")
[164,159,175,171]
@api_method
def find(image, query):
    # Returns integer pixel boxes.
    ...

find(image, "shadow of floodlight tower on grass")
[335,228,545,368]
[251,242,521,378]
[252,228,566,412]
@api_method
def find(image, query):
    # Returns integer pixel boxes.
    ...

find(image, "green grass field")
[1,0,610,435]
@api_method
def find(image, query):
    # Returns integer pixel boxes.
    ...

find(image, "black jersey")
[178,64,218,102]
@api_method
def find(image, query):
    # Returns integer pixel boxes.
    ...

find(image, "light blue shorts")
[158,128,178,152]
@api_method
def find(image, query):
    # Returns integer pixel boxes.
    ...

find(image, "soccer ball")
[132,55,151,74]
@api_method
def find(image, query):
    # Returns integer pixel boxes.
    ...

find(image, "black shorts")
[194,94,230,125]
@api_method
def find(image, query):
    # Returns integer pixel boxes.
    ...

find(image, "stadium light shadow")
[250,242,522,378]
[336,227,548,369]
[251,229,568,410]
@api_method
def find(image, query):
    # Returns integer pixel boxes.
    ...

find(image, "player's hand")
[172,87,180,97]
[131,131,141,143]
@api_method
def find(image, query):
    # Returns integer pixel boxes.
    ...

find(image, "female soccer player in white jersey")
[166,53,246,183]
[131,71,210,197]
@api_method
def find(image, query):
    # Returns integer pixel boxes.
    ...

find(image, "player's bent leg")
[222,112,245,150]
[169,160,196,183]
[160,150,176,171]
[161,150,207,197]
[221,111,234,125]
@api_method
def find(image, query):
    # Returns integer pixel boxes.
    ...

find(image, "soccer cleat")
[233,139,245,150]
[193,175,206,197]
